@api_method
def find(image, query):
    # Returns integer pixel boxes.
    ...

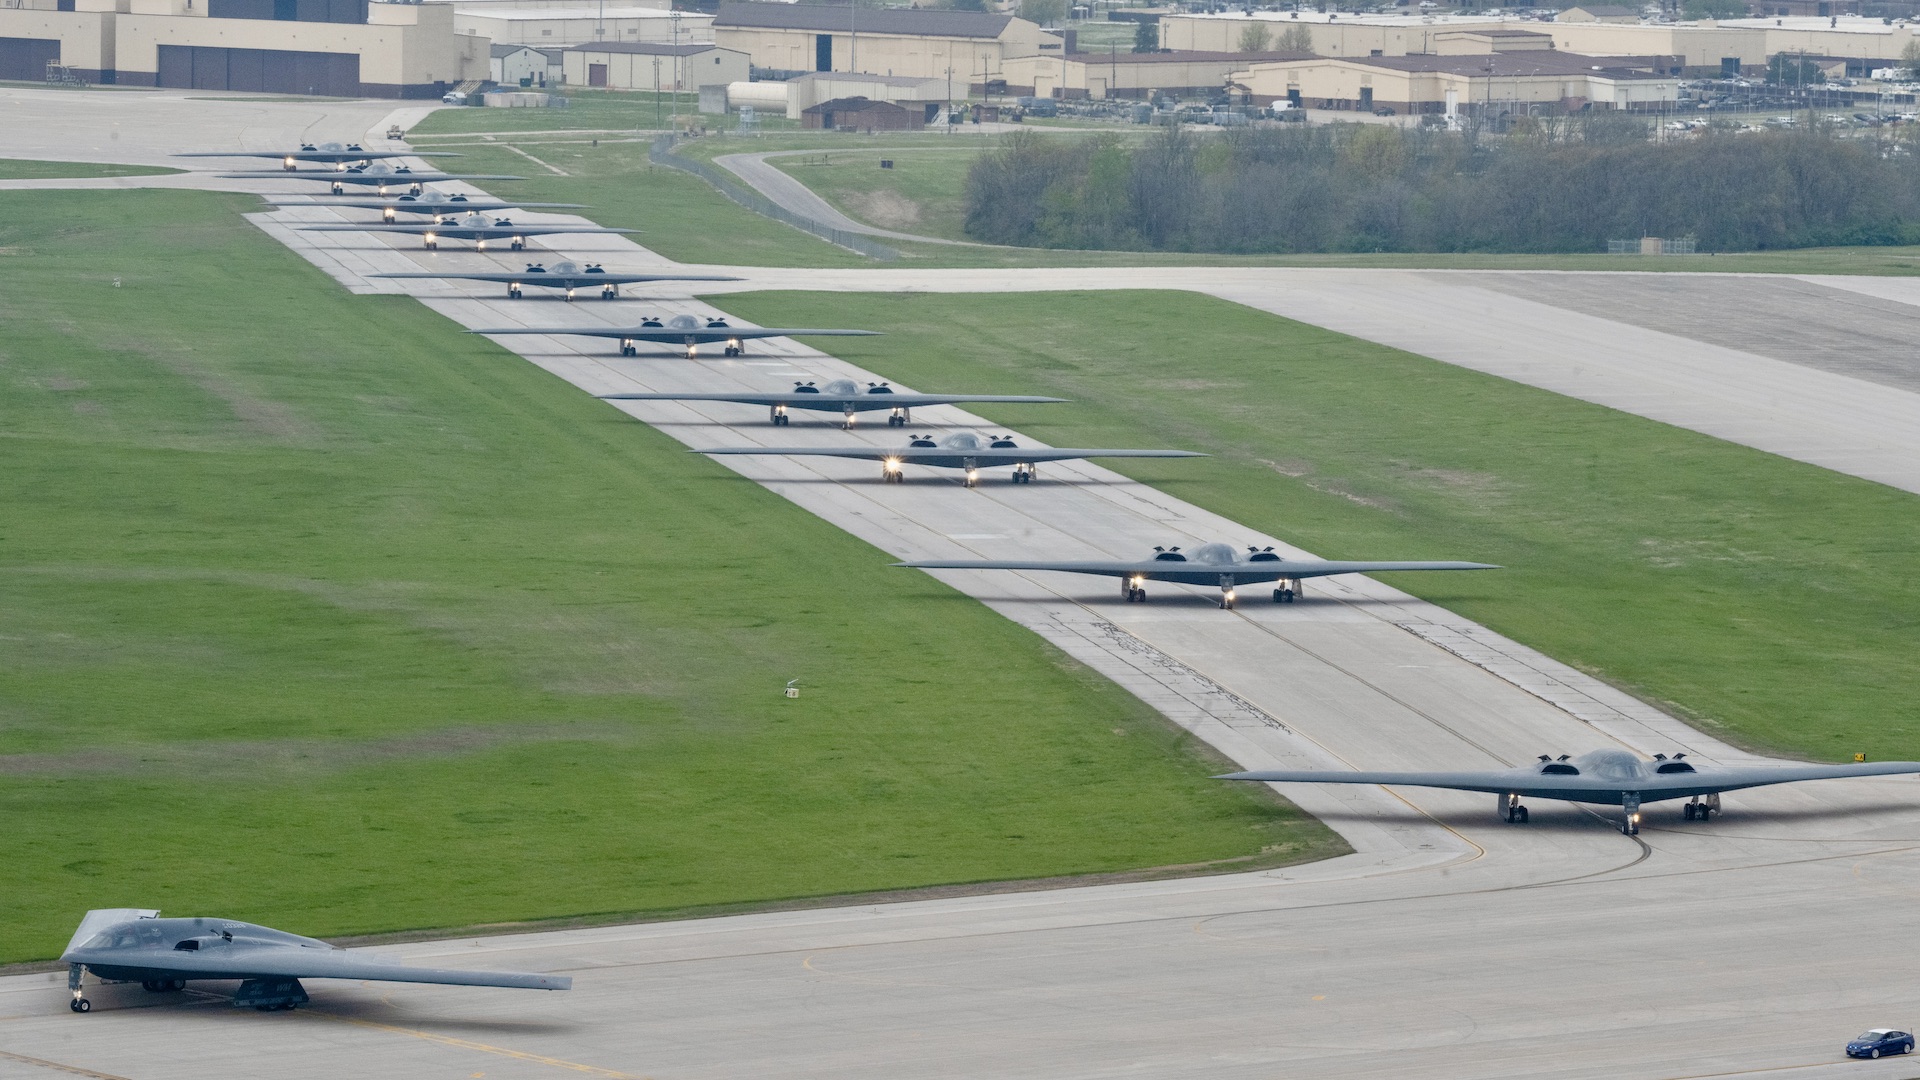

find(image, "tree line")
[961,122,1920,253]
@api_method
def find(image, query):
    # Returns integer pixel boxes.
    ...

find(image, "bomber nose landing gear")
[1501,793,1529,823]
[69,965,90,1013]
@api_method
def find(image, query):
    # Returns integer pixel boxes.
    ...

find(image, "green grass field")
[0,191,1341,965]
[769,146,979,241]
[407,90,800,137]
[718,290,1920,763]
[425,137,1920,273]
[0,158,181,179]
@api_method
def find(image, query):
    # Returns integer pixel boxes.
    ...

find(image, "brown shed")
[801,96,924,132]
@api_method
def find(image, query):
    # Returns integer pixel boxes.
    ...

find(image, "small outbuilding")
[801,95,923,131]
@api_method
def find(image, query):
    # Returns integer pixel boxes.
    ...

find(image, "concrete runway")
[7,89,1920,1080]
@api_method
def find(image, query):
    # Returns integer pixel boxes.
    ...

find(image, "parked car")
[1846,1030,1915,1059]
[441,90,467,105]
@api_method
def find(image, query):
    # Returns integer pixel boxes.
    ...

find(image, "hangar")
[563,40,747,90]
[714,1,1057,83]
[1003,48,1310,100]
[451,5,711,48]
[1232,50,1682,114]
[0,0,486,93]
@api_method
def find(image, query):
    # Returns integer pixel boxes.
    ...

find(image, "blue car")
[1846,1029,1915,1058]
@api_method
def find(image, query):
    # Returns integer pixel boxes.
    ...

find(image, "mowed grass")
[0,192,1341,964]
[769,146,980,240]
[428,138,1920,273]
[407,90,799,137]
[719,290,1920,762]
[0,158,180,179]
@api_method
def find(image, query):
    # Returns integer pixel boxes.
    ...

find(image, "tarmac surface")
[6,88,1920,1080]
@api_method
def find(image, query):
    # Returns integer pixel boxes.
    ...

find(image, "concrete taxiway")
[6,89,1920,1080]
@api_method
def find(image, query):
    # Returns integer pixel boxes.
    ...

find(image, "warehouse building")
[713,2,1057,82]
[1002,48,1310,99]
[1232,50,1682,115]
[0,0,487,93]
[783,71,949,118]
[452,5,710,47]
[562,40,746,89]
[801,95,924,131]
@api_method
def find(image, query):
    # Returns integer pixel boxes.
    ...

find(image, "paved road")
[8,88,1920,1080]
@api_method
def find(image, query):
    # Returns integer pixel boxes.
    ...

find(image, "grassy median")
[0,158,180,180]
[0,191,1341,964]
[720,289,1920,763]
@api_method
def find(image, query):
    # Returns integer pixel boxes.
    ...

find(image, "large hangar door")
[155,45,357,94]
[0,36,59,81]
[815,34,831,72]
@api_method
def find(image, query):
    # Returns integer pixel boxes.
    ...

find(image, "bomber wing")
[895,558,1498,580]
[376,271,740,285]
[62,941,569,989]
[601,391,1067,407]
[268,199,589,212]
[177,151,456,161]
[296,223,636,236]
[217,171,525,182]
[470,327,880,342]
[1218,761,1920,799]
[694,446,1205,463]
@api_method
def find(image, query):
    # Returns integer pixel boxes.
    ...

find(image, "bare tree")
[1238,22,1273,53]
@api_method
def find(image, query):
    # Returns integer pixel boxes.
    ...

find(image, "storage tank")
[726,81,790,113]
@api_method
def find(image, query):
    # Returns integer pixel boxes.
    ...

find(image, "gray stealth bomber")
[601,377,1067,429]
[897,540,1496,608]
[270,191,589,222]
[468,312,878,359]
[375,259,742,301]
[60,909,570,1013]
[299,213,635,252]
[1220,747,1920,834]
[695,431,1204,487]
[178,142,456,170]
[219,163,524,195]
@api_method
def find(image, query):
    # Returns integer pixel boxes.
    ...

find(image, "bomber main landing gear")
[1272,577,1302,604]
[1683,793,1720,821]
[1011,462,1036,484]
[141,979,186,993]
[881,461,904,483]
[1501,793,1529,823]
[722,342,744,357]
[621,339,639,357]
[770,405,790,426]
[1121,577,1147,603]
[508,284,523,299]
[602,284,619,300]
[889,407,910,427]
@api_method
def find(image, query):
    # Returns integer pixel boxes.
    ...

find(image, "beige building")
[1004,48,1310,100]
[783,71,949,118]
[0,0,487,93]
[1233,51,1681,115]
[563,40,745,89]
[1166,9,1918,76]
[713,2,1057,83]
[452,6,711,48]
[1556,5,1642,24]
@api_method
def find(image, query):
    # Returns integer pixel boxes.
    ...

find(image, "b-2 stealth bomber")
[601,377,1067,428]
[1219,747,1920,834]
[219,163,524,195]
[300,213,635,251]
[374,259,742,300]
[694,431,1204,487]
[60,908,570,1013]
[469,313,879,359]
[270,191,589,222]
[898,540,1497,607]
[178,142,455,171]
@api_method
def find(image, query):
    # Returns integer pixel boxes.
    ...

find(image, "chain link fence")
[648,136,900,262]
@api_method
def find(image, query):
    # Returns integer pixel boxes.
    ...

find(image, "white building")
[563,40,747,89]
[452,6,712,48]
